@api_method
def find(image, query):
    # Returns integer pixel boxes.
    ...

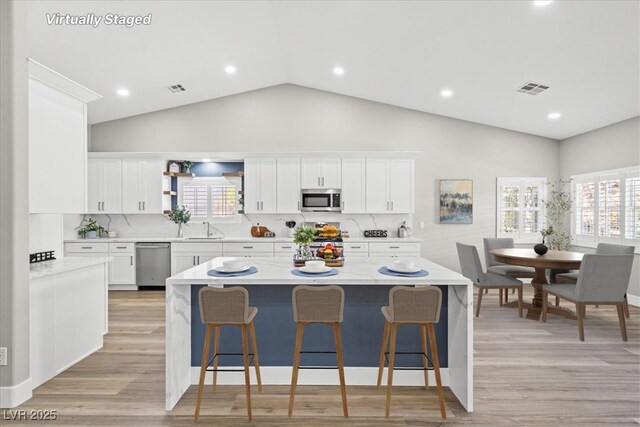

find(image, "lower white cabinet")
[368,242,420,258]
[171,243,223,275]
[65,242,136,287]
[343,242,369,257]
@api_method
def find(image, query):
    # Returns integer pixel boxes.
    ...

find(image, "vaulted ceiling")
[28,1,639,139]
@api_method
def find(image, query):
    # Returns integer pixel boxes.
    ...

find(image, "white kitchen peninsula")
[165,257,473,412]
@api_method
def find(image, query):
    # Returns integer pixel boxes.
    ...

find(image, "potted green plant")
[293,225,317,259]
[78,218,106,239]
[183,161,193,173]
[167,205,191,237]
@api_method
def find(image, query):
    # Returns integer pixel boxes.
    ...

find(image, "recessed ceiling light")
[116,88,129,97]
[547,112,561,120]
[333,67,345,76]
[441,89,453,98]
[224,65,236,75]
[534,1,553,6]
[201,159,211,163]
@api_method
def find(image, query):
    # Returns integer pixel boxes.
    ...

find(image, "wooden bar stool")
[195,287,262,421]
[376,286,446,419]
[289,285,348,417]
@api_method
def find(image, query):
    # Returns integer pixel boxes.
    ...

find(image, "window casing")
[178,177,241,223]
[572,166,640,252]
[496,177,547,243]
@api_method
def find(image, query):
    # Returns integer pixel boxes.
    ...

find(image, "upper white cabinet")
[366,159,414,213]
[122,160,164,213]
[277,158,301,213]
[244,158,277,213]
[341,158,366,213]
[301,158,342,189]
[87,159,122,214]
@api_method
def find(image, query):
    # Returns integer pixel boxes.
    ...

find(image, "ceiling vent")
[516,81,550,95]
[167,84,186,93]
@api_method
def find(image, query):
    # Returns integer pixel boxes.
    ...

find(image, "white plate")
[386,265,422,274]
[298,266,332,274]
[213,265,251,273]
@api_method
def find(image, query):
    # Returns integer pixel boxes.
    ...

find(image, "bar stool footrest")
[298,350,339,370]
[206,352,255,372]
[384,351,434,371]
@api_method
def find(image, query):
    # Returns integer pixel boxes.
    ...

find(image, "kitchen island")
[165,256,473,412]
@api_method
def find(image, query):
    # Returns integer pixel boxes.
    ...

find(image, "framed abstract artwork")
[439,179,473,224]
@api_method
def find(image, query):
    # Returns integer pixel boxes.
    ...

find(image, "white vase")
[86,231,98,239]
[177,223,184,238]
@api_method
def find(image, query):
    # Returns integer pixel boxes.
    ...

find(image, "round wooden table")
[490,248,584,320]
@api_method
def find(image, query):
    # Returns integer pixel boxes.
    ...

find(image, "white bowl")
[223,258,244,270]
[393,259,415,271]
[305,260,326,271]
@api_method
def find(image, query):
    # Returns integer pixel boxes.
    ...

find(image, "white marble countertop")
[30,256,112,280]
[166,256,471,286]
[64,236,422,244]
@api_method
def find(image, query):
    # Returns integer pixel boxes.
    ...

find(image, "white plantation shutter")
[211,184,237,217]
[572,167,639,251]
[497,177,546,242]
[182,183,209,217]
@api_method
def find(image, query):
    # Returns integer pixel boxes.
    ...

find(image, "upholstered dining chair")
[554,243,634,318]
[483,238,535,303]
[457,242,524,317]
[542,254,634,341]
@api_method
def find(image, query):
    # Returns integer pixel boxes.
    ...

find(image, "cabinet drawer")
[274,243,297,254]
[171,242,223,253]
[223,242,274,254]
[65,242,109,253]
[344,243,369,253]
[224,252,273,258]
[108,243,135,253]
[368,242,420,254]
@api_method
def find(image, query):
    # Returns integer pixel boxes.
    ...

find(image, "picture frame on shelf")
[167,161,182,173]
[439,179,473,224]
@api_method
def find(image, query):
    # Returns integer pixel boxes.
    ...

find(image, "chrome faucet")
[203,221,212,237]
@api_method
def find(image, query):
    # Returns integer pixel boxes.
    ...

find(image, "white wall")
[91,84,560,271]
[30,214,64,257]
[559,116,640,299]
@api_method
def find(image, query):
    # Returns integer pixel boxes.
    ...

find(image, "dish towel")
[207,266,258,277]
[378,266,429,277]
[291,268,339,278]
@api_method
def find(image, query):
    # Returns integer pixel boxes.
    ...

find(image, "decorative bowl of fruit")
[316,243,342,259]
[319,225,341,238]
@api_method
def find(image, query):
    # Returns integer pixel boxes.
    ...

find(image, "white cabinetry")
[108,243,135,285]
[171,242,223,275]
[87,159,122,214]
[341,158,366,213]
[343,242,369,257]
[244,158,277,213]
[366,159,414,213]
[368,242,420,258]
[276,158,301,213]
[223,242,274,257]
[122,160,164,213]
[301,158,342,189]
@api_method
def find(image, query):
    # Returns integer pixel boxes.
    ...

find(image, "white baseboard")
[0,378,32,409]
[190,366,450,387]
[108,285,137,291]
[627,293,639,307]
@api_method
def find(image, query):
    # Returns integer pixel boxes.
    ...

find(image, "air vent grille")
[168,84,186,93]
[516,81,550,95]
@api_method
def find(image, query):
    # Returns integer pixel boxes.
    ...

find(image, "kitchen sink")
[185,237,224,240]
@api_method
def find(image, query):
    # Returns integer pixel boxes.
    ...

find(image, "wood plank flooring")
[4,288,639,426]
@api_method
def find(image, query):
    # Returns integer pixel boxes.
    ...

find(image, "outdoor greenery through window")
[179,177,241,222]
[572,166,639,251]
[496,177,546,242]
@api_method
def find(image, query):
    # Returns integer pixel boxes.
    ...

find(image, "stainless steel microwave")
[301,189,342,212]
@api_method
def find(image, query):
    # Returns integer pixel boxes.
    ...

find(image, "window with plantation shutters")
[572,166,639,252]
[496,177,546,242]
[178,177,241,222]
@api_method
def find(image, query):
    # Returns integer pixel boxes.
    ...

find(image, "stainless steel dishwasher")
[135,242,171,287]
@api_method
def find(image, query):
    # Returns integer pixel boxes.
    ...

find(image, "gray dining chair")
[457,242,524,317]
[542,254,634,341]
[483,238,535,303]
[554,243,634,318]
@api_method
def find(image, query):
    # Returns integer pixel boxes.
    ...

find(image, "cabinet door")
[276,158,301,213]
[366,159,390,213]
[321,158,342,188]
[259,159,277,213]
[341,158,365,213]
[389,159,414,213]
[87,159,103,214]
[142,161,163,213]
[122,160,142,213]
[197,252,222,265]
[171,254,197,275]
[103,159,122,213]
[301,159,323,189]
[244,158,261,214]
[110,253,136,285]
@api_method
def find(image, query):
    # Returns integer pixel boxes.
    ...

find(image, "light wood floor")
[6,288,639,426]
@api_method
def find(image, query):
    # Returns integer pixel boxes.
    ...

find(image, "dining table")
[490,248,584,320]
